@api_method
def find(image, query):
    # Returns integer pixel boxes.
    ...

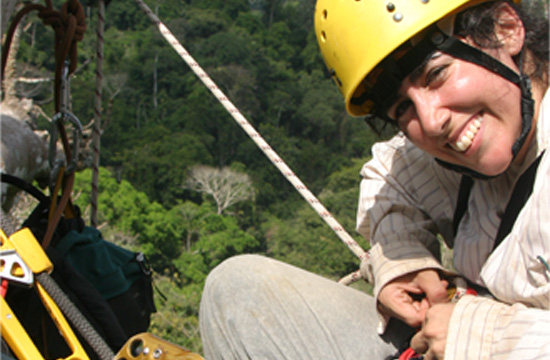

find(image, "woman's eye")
[425,65,447,86]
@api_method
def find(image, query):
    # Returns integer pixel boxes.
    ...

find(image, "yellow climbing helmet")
[314,0,521,117]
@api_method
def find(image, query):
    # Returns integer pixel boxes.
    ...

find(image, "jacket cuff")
[445,295,503,360]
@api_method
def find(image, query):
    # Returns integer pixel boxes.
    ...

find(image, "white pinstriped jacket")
[356,90,550,359]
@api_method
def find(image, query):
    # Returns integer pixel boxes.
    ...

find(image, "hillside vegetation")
[12,0,387,353]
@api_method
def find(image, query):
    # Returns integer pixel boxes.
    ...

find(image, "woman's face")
[387,45,523,176]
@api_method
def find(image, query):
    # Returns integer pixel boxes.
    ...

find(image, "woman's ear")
[494,2,525,56]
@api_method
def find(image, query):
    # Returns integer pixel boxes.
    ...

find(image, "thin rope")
[37,273,115,360]
[91,0,105,227]
[133,0,372,283]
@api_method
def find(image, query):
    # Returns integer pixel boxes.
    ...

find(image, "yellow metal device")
[0,228,90,360]
[115,333,204,360]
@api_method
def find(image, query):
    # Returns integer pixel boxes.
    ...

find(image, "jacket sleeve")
[445,296,550,360]
[356,134,459,329]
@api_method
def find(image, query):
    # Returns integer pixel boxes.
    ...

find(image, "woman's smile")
[450,114,483,152]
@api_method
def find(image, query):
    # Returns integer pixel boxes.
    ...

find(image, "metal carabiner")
[59,111,83,174]
[49,61,83,174]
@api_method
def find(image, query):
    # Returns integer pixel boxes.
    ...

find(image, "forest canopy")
[3,0,410,353]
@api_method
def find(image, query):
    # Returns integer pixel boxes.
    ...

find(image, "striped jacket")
[356,91,550,359]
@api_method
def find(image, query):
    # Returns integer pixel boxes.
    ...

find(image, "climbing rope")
[36,273,115,360]
[91,0,106,227]
[133,0,373,284]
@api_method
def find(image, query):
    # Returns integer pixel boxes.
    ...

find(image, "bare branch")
[185,165,255,215]
[15,76,53,84]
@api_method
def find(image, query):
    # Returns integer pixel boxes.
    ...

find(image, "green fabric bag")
[55,226,145,300]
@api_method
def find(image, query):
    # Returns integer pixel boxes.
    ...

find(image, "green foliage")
[197,32,253,67]
[264,21,295,61]
[103,0,151,31]
[149,275,204,353]
[263,158,370,279]
[189,0,249,20]
[178,7,229,40]
[22,0,384,354]
[117,131,214,207]
[195,212,261,268]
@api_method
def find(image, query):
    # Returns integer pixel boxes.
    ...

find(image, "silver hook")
[49,61,83,175]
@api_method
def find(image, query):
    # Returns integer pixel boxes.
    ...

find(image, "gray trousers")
[199,255,414,360]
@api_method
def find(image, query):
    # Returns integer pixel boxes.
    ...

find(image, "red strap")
[1,280,8,298]
[399,347,421,360]
[466,287,478,296]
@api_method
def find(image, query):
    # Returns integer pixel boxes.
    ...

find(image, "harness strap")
[493,150,545,250]
[452,175,474,239]
[451,151,545,251]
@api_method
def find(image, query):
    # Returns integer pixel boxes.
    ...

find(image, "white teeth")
[473,119,481,128]
[454,116,482,152]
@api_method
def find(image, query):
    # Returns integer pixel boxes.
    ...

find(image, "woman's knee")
[202,254,272,300]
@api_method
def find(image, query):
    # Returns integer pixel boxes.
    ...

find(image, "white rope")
[133,0,372,284]
[91,0,105,227]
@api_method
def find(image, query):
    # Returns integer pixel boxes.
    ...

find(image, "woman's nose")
[412,91,450,137]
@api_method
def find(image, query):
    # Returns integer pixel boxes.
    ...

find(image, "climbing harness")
[133,0,373,285]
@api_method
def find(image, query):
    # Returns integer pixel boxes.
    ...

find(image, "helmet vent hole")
[386,3,395,12]
[321,31,327,42]
[322,9,328,19]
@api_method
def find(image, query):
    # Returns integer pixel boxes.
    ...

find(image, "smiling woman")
[342,0,550,358]
[197,1,550,359]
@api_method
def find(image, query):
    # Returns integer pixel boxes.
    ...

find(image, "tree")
[184,165,254,215]
[177,201,207,252]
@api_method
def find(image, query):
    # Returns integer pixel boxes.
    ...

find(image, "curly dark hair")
[454,0,549,82]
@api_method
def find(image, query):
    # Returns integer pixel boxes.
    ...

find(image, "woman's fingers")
[378,269,450,327]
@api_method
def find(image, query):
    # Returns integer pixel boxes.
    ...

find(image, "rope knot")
[60,0,87,41]
[37,0,86,77]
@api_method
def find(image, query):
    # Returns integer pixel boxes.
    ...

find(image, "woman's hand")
[378,269,449,327]
[410,303,455,360]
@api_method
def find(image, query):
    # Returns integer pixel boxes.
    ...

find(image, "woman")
[199,1,549,358]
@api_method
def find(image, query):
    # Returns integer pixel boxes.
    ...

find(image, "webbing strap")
[452,175,474,239]
[451,151,545,251]
[437,36,521,85]
[493,151,545,250]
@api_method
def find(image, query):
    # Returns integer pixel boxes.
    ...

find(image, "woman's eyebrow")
[408,51,443,83]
